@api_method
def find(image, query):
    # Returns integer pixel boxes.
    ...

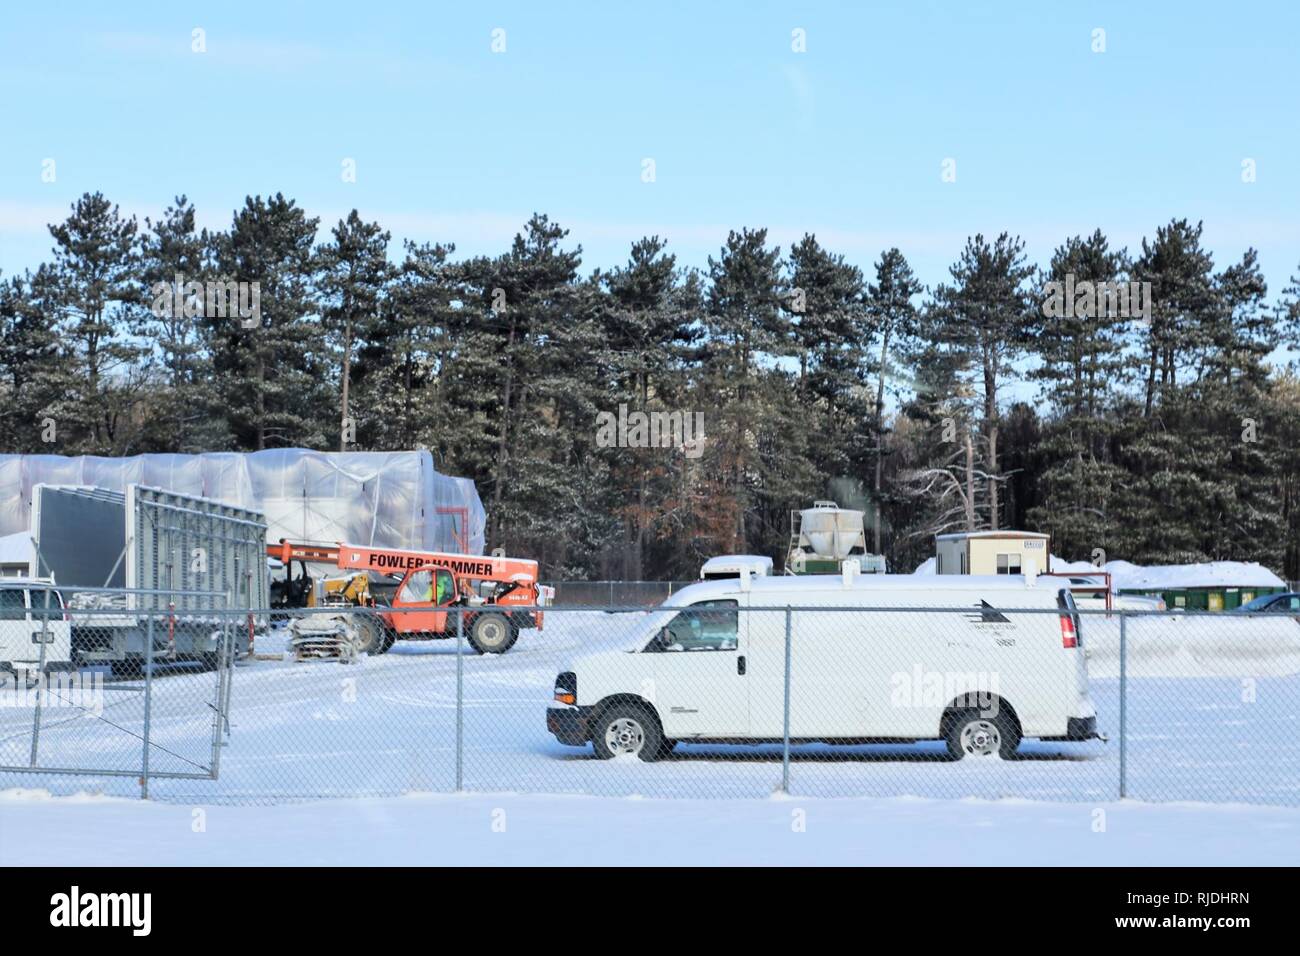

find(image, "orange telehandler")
[267,540,548,655]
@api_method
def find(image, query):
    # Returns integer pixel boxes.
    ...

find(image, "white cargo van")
[547,573,1098,760]
[0,579,73,676]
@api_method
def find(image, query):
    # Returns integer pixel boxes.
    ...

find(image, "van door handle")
[737,655,746,676]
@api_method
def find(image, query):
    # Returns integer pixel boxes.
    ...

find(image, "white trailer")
[31,484,268,670]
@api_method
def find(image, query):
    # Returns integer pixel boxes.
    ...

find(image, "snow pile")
[913,554,1288,593]
[1050,556,1098,575]
[1102,560,1286,592]
[1081,613,1300,679]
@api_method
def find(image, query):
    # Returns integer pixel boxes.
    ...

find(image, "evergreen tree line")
[3,192,1300,580]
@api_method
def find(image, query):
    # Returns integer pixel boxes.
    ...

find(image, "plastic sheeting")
[0,450,486,555]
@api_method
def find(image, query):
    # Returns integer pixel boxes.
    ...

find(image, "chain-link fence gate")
[2,601,1298,806]
[0,590,237,798]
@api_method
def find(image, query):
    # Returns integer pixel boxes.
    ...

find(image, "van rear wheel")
[591,702,663,762]
[944,709,1020,760]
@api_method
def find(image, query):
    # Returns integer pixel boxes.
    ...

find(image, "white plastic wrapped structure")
[0,450,486,555]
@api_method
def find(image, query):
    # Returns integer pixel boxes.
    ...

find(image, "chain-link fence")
[3,599,1298,806]
[0,590,238,797]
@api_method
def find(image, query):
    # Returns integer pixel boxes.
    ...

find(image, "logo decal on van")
[965,601,1011,625]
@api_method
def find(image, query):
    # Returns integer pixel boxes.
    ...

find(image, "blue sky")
[3,1,1299,300]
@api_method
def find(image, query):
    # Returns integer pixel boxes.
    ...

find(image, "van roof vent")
[842,558,860,588]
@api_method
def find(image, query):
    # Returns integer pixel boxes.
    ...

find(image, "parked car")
[1233,593,1300,617]
[0,579,72,677]
[547,572,1099,761]
[1057,576,1166,613]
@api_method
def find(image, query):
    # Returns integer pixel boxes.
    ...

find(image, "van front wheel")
[591,703,663,762]
[944,710,1020,760]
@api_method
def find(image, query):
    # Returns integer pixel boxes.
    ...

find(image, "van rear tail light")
[1060,614,1078,649]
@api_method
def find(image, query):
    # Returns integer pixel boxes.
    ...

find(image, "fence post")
[141,614,153,800]
[781,605,793,794]
[209,623,228,779]
[28,595,52,768]
[221,612,236,740]
[1119,610,1127,800]
[455,607,464,792]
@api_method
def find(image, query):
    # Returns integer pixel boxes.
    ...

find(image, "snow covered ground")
[3,788,1297,866]
[1,610,1297,807]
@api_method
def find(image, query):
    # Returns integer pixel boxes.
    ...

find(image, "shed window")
[996,553,1022,575]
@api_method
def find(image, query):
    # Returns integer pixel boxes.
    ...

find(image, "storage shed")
[935,531,1051,576]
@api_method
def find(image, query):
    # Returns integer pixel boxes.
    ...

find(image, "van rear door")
[1057,589,1092,698]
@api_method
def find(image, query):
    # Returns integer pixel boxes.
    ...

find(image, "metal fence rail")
[1,602,1297,806]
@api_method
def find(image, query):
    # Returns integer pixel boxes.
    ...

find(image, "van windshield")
[646,600,738,652]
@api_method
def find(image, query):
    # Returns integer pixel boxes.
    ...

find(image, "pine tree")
[450,215,610,574]
[209,194,327,449]
[1266,373,1300,580]
[866,248,923,552]
[785,234,871,489]
[139,196,225,451]
[701,228,799,555]
[1026,230,1132,560]
[927,233,1035,529]
[355,240,457,451]
[1109,247,1277,566]
[598,236,698,579]
[1133,219,1218,416]
[317,211,394,450]
[46,193,151,453]
[0,270,62,450]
